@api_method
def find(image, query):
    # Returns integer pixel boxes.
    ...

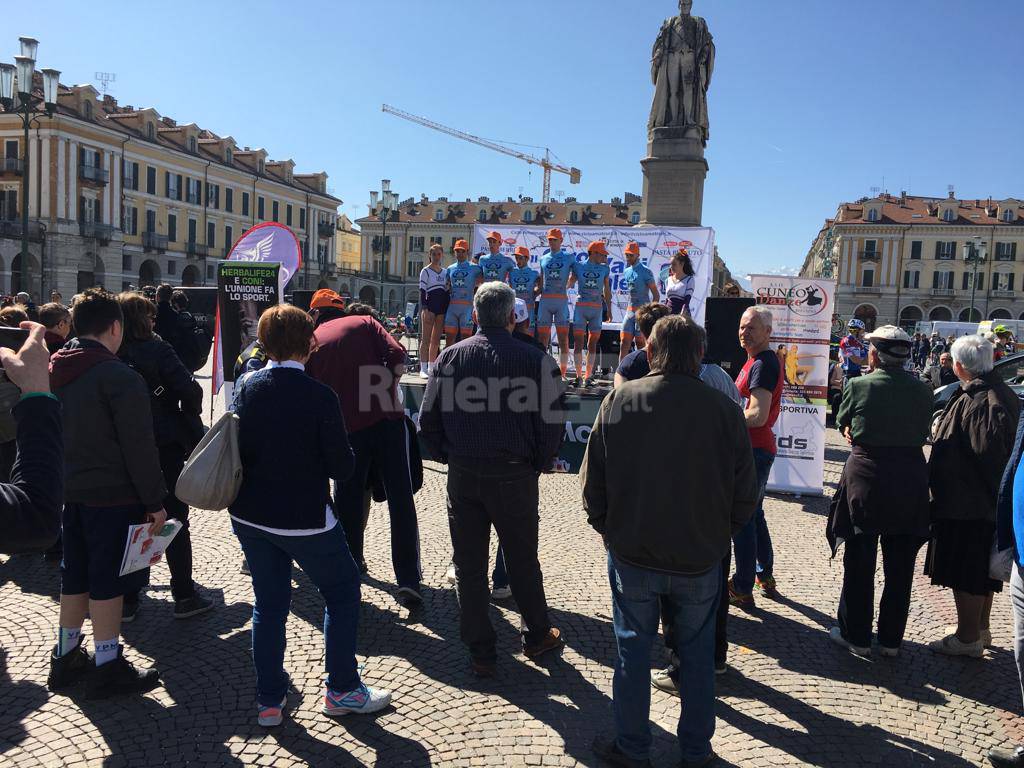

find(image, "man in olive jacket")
[581,315,757,768]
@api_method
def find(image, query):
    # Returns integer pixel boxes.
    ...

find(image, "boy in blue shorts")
[619,241,660,362]
[567,241,611,385]
[509,246,540,336]
[537,228,574,378]
[478,231,515,283]
[47,288,166,699]
[444,240,484,343]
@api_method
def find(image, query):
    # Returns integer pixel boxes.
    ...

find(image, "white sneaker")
[323,684,392,716]
[829,626,870,658]
[491,586,512,600]
[650,666,678,692]
[929,633,983,658]
[446,564,457,584]
[418,369,429,378]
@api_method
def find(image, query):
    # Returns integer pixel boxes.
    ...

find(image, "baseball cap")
[513,298,529,325]
[310,289,345,311]
[546,228,563,240]
[624,241,640,256]
[588,241,609,256]
[454,239,469,251]
[865,325,912,359]
[514,246,530,258]
[485,231,502,242]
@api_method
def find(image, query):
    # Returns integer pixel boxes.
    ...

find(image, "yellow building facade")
[0,83,339,299]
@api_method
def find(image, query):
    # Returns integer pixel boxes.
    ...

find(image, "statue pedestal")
[639,130,707,227]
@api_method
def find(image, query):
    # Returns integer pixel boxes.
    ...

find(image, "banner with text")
[214,262,280,391]
[471,225,714,326]
[750,275,835,495]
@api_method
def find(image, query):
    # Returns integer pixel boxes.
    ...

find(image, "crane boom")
[382,103,580,203]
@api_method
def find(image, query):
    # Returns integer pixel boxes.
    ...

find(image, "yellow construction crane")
[382,104,581,204]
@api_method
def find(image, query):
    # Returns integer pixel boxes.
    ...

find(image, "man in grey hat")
[827,325,934,658]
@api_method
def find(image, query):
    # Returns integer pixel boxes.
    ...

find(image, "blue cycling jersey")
[509,266,539,301]
[478,253,515,283]
[623,262,656,308]
[572,259,610,304]
[445,261,483,303]
[539,251,574,297]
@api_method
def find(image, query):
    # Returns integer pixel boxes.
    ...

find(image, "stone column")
[639,129,707,227]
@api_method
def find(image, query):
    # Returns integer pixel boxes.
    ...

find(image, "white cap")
[513,298,529,324]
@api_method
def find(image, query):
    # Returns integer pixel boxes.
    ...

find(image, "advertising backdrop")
[471,225,714,326]
[213,262,280,391]
[750,275,835,495]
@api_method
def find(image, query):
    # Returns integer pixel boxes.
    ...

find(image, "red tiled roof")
[836,193,1021,225]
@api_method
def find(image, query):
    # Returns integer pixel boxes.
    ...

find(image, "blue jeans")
[608,552,720,762]
[732,448,776,595]
[232,520,362,706]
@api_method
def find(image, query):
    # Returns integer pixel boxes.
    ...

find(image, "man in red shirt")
[306,297,422,607]
[730,304,783,607]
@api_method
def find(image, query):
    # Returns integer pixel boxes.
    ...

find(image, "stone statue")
[648,0,715,145]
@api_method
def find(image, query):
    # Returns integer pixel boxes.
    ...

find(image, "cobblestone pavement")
[1,422,1021,767]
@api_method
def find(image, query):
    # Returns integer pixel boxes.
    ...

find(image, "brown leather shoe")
[470,658,496,678]
[524,627,564,660]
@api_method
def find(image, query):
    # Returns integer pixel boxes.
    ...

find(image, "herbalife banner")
[215,262,280,387]
[750,275,835,496]
[471,225,714,326]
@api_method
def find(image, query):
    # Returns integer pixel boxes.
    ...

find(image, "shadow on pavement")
[0,648,48,757]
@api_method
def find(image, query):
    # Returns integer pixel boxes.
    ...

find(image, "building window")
[630,212,640,224]
[146,166,156,195]
[903,269,920,289]
[910,240,922,259]
[866,208,879,222]
[145,208,156,234]
[257,159,264,174]
[83,101,93,119]
[166,172,181,201]
[1004,208,1016,223]
[523,210,533,223]
[206,264,215,280]
[569,210,579,223]
[167,213,177,242]
[429,236,442,246]
[146,123,155,140]
[933,270,954,289]
[935,241,956,260]
[299,208,306,229]
[166,260,175,275]
[942,208,956,222]
[225,147,233,164]
[272,200,279,221]
[123,205,138,236]
[207,222,216,249]
[225,225,233,253]
[409,236,425,252]
[207,183,219,209]
[862,268,874,288]
[962,272,984,291]
[407,260,423,278]
[996,242,1017,261]
[434,209,444,222]
[188,218,197,244]
[123,162,139,191]
[225,188,233,213]
[188,136,197,153]
[478,209,487,222]
[996,272,1016,292]
[242,192,250,217]
[0,189,16,220]
[186,178,201,205]
[863,239,877,257]
[122,253,132,271]
[286,204,292,226]
[258,196,265,220]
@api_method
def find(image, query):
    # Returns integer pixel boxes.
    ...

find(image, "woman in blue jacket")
[230,304,392,727]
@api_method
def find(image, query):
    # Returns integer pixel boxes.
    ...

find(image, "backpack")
[175,311,212,373]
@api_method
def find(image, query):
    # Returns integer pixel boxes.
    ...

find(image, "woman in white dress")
[418,244,449,377]
[664,250,696,315]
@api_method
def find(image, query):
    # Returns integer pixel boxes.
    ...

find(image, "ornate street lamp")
[962,236,987,324]
[0,37,59,295]
[371,180,398,316]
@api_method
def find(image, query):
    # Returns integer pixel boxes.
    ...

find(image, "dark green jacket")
[836,368,933,447]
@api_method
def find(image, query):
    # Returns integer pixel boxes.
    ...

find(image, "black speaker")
[705,297,754,376]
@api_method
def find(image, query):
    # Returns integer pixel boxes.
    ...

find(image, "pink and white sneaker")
[257,695,287,727]
[322,683,392,717]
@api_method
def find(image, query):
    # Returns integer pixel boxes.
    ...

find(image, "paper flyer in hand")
[119,519,182,577]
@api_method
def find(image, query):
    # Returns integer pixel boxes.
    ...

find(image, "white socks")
[94,637,119,667]
[57,626,81,657]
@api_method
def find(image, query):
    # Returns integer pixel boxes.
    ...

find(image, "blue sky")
[6,0,1023,280]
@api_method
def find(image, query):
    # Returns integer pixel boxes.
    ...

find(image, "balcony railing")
[0,219,44,241]
[186,240,209,257]
[78,164,109,184]
[143,231,168,252]
[930,287,956,297]
[79,221,115,241]
[853,285,882,294]
[318,221,334,238]
[0,158,23,174]
[992,289,1016,298]
[858,250,881,262]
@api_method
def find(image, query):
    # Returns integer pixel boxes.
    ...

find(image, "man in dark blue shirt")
[419,281,566,677]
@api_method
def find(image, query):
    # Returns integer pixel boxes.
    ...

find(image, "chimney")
[900,190,907,206]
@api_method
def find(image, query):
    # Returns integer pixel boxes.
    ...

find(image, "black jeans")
[663,555,729,675]
[838,533,923,649]
[126,443,195,604]
[334,418,421,590]
[447,459,550,662]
